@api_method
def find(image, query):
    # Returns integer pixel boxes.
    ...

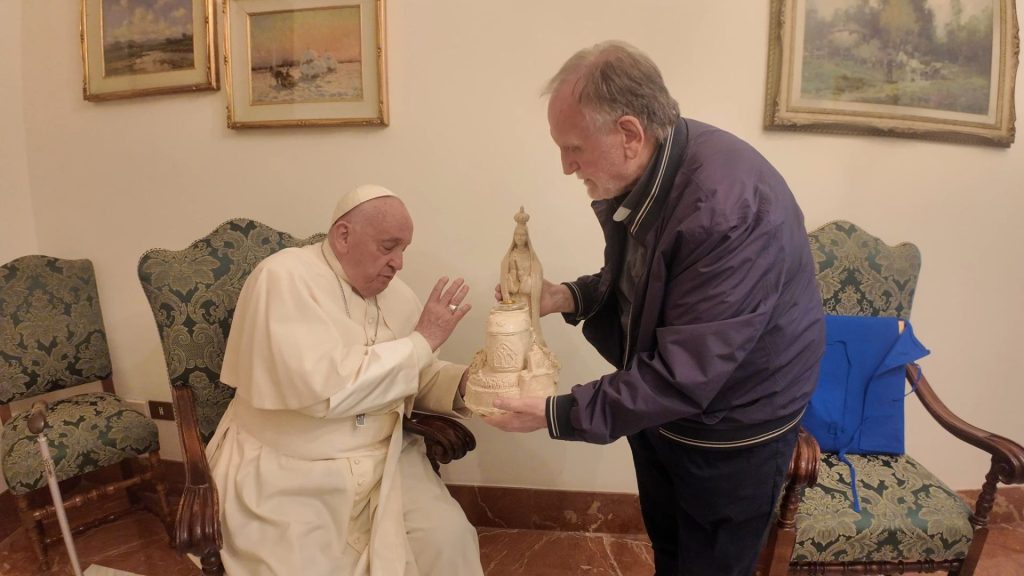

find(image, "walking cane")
[28,401,84,576]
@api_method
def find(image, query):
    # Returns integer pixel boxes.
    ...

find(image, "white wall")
[1,0,36,265]
[9,1,1023,493]
[1,0,37,495]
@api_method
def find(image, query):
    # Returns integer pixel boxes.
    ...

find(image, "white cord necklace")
[321,243,381,347]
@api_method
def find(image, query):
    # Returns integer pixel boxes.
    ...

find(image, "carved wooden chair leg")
[957,466,1001,576]
[120,459,142,509]
[141,451,174,539]
[15,493,50,570]
[760,486,801,576]
[757,428,819,576]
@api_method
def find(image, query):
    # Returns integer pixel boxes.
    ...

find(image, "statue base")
[465,359,558,416]
[464,302,559,416]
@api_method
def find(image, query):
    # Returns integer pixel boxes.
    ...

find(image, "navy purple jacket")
[546,118,825,446]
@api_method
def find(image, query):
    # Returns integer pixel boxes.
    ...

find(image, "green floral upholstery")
[809,220,921,320]
[0,256,112,402]
[1,392,158,494]
[792,222,973,565]
[793,453,972,563]
[0,255,160,496]
[137,219,325,443]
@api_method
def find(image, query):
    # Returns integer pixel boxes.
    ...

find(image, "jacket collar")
[610,117,689,240]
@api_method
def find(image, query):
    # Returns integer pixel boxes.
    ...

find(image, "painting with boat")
[248,6,364,105]
[224,0,388,128]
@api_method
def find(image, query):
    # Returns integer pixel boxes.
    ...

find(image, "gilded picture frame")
[765,0,1019,147]
[224,0,389,129]
[81,0,218,102]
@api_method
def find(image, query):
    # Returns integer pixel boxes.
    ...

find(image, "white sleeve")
[318,331,434,417]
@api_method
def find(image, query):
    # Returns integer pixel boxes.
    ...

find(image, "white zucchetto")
[330,184,398,226]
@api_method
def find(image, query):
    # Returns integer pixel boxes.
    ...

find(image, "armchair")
[0,255,171,570]
[758,220,1024,575]
[137,218,476,575]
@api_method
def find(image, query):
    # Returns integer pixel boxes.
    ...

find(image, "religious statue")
[464,208,560,416]
[500,208,546,345]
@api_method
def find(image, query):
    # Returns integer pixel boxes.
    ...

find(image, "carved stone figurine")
[465,208,560,415]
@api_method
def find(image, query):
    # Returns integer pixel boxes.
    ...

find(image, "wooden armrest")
[403,412,477,472]
[789,427,821,489]
[774,427,820,529]
[170,386,223,557]
[907,364,1024,485]
[773,427,820,533]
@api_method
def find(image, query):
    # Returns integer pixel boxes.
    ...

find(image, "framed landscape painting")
[81,0,218,101]
[224,0,389,128]
[765,0,1019,147]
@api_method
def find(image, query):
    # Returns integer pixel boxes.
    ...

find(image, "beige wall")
[1,0,36,494]
[1,0,36,265]
[5,1,1023,494]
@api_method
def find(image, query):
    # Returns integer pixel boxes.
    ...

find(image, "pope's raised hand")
[415,277,471,351]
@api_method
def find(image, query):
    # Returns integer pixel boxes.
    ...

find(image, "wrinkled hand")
[482,396,547,433]
[415,277,471,351]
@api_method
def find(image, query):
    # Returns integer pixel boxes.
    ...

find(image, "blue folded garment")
[802,315,930,510]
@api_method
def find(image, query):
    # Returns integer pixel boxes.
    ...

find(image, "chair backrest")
[137,218,325,444]
[0,255,112,406]
[808,220,921,319]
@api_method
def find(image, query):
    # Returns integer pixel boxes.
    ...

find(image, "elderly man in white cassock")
[205,185,485,575]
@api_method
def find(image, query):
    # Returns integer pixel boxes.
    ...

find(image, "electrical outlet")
[148,400,175,421]
[124,399,148,416]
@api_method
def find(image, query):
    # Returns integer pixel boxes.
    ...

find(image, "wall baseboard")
[446,483,647,534]
[448,483,1024,532]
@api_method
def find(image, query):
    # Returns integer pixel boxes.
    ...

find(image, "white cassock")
[206,241,483,576]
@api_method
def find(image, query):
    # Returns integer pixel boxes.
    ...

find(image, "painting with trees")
[101,0,195,77]
[765,0,1019,147]
[81,0,218,101]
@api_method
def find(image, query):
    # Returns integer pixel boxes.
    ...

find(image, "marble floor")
[1,491,1021,575]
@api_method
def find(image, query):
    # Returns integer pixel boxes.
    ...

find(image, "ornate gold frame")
[224,0,389,129]
[81,0,218,102]
[765,0,1019,147]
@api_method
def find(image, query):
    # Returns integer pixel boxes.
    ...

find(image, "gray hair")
[543,41,679,143]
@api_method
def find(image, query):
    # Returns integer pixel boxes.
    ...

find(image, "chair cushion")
[1,392,159,495]
[793,453,973,563]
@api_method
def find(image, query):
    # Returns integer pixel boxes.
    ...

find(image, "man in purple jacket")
[486,41,825,575]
